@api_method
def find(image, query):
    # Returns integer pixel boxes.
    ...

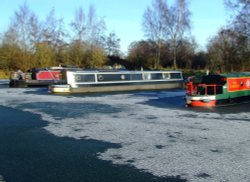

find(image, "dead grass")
[0,70,10,79]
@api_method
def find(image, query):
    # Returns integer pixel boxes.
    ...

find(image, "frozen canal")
[0,79,250,182]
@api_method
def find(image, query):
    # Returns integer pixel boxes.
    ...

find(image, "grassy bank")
[181,69,206,77]
[0,70,10,79]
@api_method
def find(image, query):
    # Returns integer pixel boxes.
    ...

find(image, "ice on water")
[0,79,8,85]
[0,86,250,182]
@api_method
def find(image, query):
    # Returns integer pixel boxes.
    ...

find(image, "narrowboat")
[185,73,250,107]
[49,70,183,93]
[9,67,63,87]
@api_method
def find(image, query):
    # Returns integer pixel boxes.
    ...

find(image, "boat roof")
[65,69,182,73]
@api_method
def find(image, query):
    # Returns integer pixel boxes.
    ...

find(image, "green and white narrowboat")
[186,73,250,107]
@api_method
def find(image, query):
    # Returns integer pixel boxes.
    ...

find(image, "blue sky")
[0,0,229,53]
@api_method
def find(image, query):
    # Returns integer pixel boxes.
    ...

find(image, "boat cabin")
[186,75,226,96]
[50,70,184,93]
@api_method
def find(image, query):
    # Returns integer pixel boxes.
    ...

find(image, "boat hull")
[50,81,183,94]
[9,79,62,88]
[186,95,216,107]
[186,92,250,107]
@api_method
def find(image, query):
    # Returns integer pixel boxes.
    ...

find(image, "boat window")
[75,75,81,81]
[74,74,95,82]
[197,85,223,95]
[98,75,104,81]
[143,73,151,80]
[150,73,163,80]
[207,86,215,95]
[207,85,223,95]
[170,73,182,79]
[130,74,143,80]
[97,74,130,82]
[197,86,206,95]
[163,73,170,79]
[216,86,223,94]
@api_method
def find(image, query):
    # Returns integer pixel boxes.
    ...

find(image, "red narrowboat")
[9,67,63,87]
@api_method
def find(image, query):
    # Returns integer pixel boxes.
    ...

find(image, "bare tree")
[70,7,86,43]
[42,8,59,46]
[41,8,68,65]
[86,5,106,47]
[207,28,242,72]
[2,26,19,46]
[29,13,42,52]
[105,32,121,56]
[84,5,107,68]
[224,0,250,70]
[13,2,30,51]
[225,0,250,36]
[70,7,86,66]
[128,40,160,69]
[0,2,109,70]
[176,38,196,68]
[6,2,38,69]
[143,0,191,69]
[142,0,166,69]
[163,0,191,69]
[71,5,106,47]
[70,5,106,67]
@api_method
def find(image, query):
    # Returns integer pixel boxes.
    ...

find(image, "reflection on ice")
[0,87,250,182]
